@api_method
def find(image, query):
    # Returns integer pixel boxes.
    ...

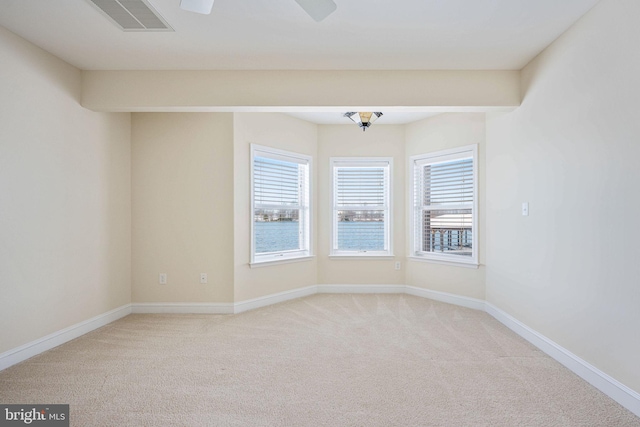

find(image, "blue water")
[254,221,386,253]
[337,222,384,251]
[255,221,473,254]
[255,222,300,253]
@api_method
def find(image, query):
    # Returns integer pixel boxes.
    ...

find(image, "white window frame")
[250,144,313,266]
[330,157,393,258]
[409,144,478,267]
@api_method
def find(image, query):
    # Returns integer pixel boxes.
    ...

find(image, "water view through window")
[331,160,391,255]
[254,219,386,253]
[254,211,300,253]
[252,149,309,259]
[337,221,385,251]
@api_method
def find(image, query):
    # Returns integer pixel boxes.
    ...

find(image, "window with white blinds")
[251,144,312,265]
[411,145,477,266]
[331,158,392,256]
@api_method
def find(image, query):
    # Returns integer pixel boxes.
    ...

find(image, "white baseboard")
[405,286,486,311]
[234,285,317,314]
[317,284,406,294]
[131,303,234,314]
[485,303,640,418]
[0,304,131,371]
[2,286,638,418]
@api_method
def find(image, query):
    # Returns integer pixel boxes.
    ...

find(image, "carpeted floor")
[1,294,639,426]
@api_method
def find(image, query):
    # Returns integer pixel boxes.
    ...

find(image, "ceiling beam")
[81,70,520,112]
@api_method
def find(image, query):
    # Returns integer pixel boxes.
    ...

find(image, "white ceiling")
[0,0,599,71]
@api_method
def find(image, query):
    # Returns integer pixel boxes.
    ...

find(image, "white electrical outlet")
[159,273,167,285]
[522,202,529,216]
[394,262,401,270]
[200,273,208,284]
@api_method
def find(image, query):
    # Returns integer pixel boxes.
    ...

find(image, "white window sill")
[408,256,479,269]
[249,255,315,268]
[329,255,395,260]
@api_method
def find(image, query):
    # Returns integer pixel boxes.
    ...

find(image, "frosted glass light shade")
[294,0,337,22]
[344,112,383,131]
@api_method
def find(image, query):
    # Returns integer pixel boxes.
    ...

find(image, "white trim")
[2,286,638,418]
[329,160,390,168]
[328,255,395,260]
[317,284,405,294]
[330,157,393,257]
[407,256,480,269]
[409,144,478,266]
[252,145,311,165]
[328,251,393,257]
[233,285,318,314]
[411,143,479,162]
[0,286,486,373]
[252,250,312,265]
[250,143,313,265]
[131,303,234,314]
[405,286,486,310]
[485,303,640,418]
[249,255,315,268]
[0,304,131,371]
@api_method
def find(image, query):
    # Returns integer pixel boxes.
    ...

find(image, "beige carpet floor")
[1,294,639,426]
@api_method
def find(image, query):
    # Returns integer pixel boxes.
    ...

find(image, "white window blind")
[251,145,311,264]
[331,158,392,256]
[411,145,477,265]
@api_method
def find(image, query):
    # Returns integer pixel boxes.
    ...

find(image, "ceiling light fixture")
[294,0,337,22]
[344,112,383,131]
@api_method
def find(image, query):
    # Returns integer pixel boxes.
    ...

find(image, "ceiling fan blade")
[294,0,337,22]
[180,0,215,15]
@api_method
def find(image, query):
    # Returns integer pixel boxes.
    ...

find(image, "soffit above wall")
[285,112,441,125]
[81,69,521,112]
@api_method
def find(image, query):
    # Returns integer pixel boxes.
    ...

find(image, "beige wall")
[317,125,405,285]
[81,70,520,112]
[233,113,318,301]
[486,0,640,393]
[0,27,131,353]
[129,113,484,299]
[5,0,639,401]
[131,113,234,303]
[405,113,486,299]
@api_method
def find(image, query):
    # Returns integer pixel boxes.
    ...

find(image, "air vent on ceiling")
[87,0,173,31]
